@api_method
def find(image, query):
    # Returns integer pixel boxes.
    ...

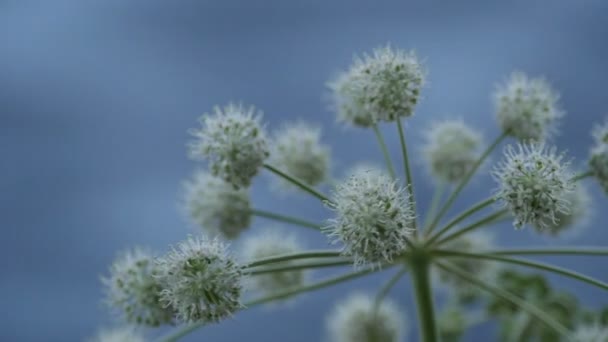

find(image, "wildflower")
[155,236,243,323]
[102,248,173,326]
[423,119,483,183]
[188,103,270,188]
[324,169,415,267]
[270,121,330,188]
[183,171,251,239]
[492,143,574,230]
[536,183,591,236]
[494,72,563,141]
[241,229,306,296]
[328,45,425,127]
[326,293,406,342]
[87,327,145,342]
[590,119,608,194]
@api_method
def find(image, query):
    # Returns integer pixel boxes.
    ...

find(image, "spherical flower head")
[324,169,416,268]
[494,72,563,141]
[326,293,406,342]
[492,143,574,230]
[328,45,425,127]
[183,171,251,239]
[155,236,243,324]
[270,121,331,187]
[241,229,306,296]
[572,322,608,342]
[423,119,483,183]
[188,103,270,189]
[87,327,145,342]
[102,248,173,326]
[535,183,591,237]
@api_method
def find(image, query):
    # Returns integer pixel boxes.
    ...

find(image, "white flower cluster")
[492,143,574,230]
[102,248,173,327]
[183,170,251,239]
[189,103,270,188]
[155,236,243,323]
[329,45,425,127]
[494,72,563,141]
[325,169,415,267]
[590,119,608,194]
[87,327,145,342]
[535,184,591,237]
[326,293,406,342]
[423,120,483,183]
[271,121,331,188]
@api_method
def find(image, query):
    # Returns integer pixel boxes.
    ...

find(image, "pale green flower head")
[325,168,416,268]
[423,119,483,183]
[328,45,425,127]
[189,103,270,189]
[327,293,406,342]
[494,72,563,141]
[437,306,468,342]
[271,121,331,188]
[87,327,145,342]
[102,248,173,327]
[492,143,574,230]
[155,236,243,324]
[183,170,251,240]
[536,183,592,237]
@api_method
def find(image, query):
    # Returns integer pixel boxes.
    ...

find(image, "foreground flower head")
[423,119,483,183]
[535,183,591,237]
[102,248,173,326]
[326,293,406,342]
[241,229,306,296]
[328,45,425,127]
[188,103,270,188]
[183,171,251,239]
[492,143,574,230]
[271,121,331,187]
[494,72,563,141]
[87,327,145,342]
[155,236,243,323]
[325,169,415,267]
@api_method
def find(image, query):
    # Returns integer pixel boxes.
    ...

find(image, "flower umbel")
[326,293,406,342]
[324,169,415,267]
[328,45,425,127]
[102,248,173,326]
[492,143,574,230]
[183,171,251,240]
[188,103,270,188]
[155,236,243,324]
[494,72,563,141]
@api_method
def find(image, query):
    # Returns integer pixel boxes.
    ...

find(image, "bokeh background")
[1,0,607,341]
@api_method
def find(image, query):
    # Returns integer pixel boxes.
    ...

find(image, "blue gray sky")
[1,1,607,341]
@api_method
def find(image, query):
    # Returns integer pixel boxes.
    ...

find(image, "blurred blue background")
[1,0,607,341]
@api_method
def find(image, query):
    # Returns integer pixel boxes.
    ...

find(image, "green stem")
[251,209,323,231]
[426,197,496,246]
[409,251,438,342]
[263,164,331,203]
[435,250,608,291]
[489,247,608,257]
[249,259,352,275]
[245,250,343,268]
[572,170,593,182]
[396,118,418,232]
[423,182,445,231]
[373,124,397,180]
[434,261,572,340]
[435,209,508,246]
[373,266,408,312]
[427,132,507,233]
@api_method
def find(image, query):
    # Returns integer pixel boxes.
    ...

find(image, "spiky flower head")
[492,143,574,230]
[87,327,145,342]
[535,183,591,237]
[590,119,608,194]
[494,72,563,141]
[423,119,483,183]
[183,171,251,239]
[102,248,173,326]
[328,45,425,127]
[188,103,270,189]
[572,322,608,342]
[155,236,243,323]
[327,293,406,342]
[241,229,306,295]
[325,169,416,267]
[270,121,330,187]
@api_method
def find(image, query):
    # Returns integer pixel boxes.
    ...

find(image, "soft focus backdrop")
[1,1,607,341]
